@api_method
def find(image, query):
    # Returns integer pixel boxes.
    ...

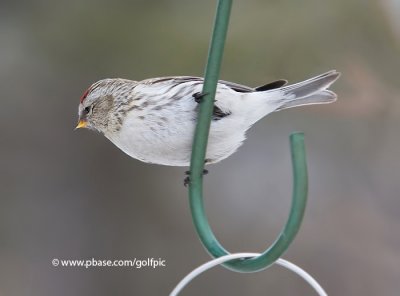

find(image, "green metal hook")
[188,0,309,273]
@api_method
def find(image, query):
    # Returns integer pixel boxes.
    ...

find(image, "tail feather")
[276,90,337,111]
[275,70,340,111]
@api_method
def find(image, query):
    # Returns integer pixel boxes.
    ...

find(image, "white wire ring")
[170,253,327,296]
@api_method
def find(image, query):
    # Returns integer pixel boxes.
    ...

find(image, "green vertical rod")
[189,0,233,181]
[188,0,308,273]
[188,0,232,258]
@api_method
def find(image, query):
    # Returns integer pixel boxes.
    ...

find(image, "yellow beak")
[75,120,88,129]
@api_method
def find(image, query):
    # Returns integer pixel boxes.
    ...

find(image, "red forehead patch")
[80,87,91,103]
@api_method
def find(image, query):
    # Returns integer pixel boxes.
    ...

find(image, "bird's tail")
[274,70,340,111]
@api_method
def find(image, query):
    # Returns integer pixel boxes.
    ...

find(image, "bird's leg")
[184,169,209,187]
[192,92,210,104]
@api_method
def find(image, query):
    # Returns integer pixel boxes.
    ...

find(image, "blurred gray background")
[1,0,399,295]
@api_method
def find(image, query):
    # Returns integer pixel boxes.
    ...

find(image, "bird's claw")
[184,169,209,187]
[183,176,191,187]
[193,92,210,103]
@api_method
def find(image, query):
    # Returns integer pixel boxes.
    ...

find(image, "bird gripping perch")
[188,0,309,273]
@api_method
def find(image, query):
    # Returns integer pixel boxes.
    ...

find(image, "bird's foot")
[184,169,209,187]
[192,92,210,103]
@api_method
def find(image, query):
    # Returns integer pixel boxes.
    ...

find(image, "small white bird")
[76,70,340,166]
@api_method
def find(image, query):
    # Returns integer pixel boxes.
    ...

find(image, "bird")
[76,70,340,166]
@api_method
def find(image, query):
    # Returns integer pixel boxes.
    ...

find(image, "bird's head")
[76,79,118,134]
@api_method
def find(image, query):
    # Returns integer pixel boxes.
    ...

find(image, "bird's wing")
[218,79,255,92]
[140,76,289,93]
[139,76,255,93]
[255,79,288,91]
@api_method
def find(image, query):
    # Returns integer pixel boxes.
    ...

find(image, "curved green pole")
[188,0,308,273]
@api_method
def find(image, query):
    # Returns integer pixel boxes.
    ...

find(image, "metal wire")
[170,253,327,296]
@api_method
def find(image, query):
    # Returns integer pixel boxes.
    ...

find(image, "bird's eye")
[83,106,91,114]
